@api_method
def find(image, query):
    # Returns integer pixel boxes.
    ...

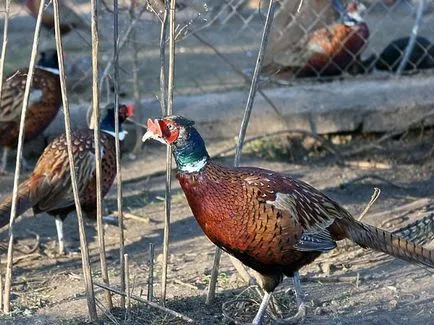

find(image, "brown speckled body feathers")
[272,22,369,78]
[0,67,61,148]
[178,162,433,291]
[0,129,117,226]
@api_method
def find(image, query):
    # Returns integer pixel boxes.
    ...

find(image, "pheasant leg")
[277,272,306,324]
[55,217,66,255]
[252,291,272,325]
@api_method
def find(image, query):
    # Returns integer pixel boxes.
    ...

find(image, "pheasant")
[17,0,89,35]
[375,36,434,72]
[262,0,370,79]
[143,116,434,324]
[0,49,61,174]
[0,103,133,254]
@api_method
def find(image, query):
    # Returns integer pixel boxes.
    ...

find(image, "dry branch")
[107,0,127,310]
[160,0,177,305]
[0,0,11,103]
[53,0,97,319]
[207,0,277,303]
[91,0,113,309]
[357,188,381,221]
[124,254,131,321]
[147,242,155,301]
[3,0,44,313]
[93,281,195,322]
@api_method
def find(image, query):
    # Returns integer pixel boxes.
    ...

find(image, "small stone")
[387,299,398,311]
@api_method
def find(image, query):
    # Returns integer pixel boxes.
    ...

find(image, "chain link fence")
[2,0,434,108]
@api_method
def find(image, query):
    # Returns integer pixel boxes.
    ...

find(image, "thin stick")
[124,254,131,321]
[147,243,155,301]
[94,281,195,322]
[206,0,277,303]
[159,1,169,115]
[205,247,221,305]
[130,19,143,154]
[0,0,11,103]
[3,0,45,313]
[91,0,112,310]
[113,0,126,310]
[161,0,176,305]
[396,0,425,74]
[357,187,381,221]
[0,262,3,310]
[52,0,97,320]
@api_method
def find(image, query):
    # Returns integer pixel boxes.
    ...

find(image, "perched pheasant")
[0,49,61,174]
[143,116,434,324]
[262,0,370,79]
[18,0,89,35]
[375,36,434,72]
[0,103,133,254]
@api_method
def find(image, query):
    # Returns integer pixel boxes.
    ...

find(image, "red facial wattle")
[159,119,180,144]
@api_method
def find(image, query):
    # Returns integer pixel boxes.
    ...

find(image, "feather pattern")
[0,67,61,148]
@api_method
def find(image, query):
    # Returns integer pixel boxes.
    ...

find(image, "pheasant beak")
[142,118,167,145]
[126,103,134,117]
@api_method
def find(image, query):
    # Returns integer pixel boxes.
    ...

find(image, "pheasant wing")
[30,132,97,212]
[0,69,43,122]
[241,168,345,252]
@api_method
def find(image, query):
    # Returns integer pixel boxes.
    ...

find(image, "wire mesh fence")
[3,0,434,107]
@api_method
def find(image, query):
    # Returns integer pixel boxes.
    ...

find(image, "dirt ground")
[0,128,432,324]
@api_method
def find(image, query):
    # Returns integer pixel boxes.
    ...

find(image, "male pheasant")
[0,49,61,174]
[0,103,133,254]
[263,0,370,79]
[143,116,434,324]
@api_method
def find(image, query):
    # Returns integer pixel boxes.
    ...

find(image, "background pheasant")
[0,103,133,254]
[262,0,370,79]
[143,116,434,324]
[0,49,62,174]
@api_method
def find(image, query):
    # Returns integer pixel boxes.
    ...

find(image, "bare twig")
[173,279,198,290]
[91,0,113,309]
[211,129,342,162]
[161,0,176,305]
[207,0,277,303]
[53,0,97,320]
[147,243,155,301]
[95,297,121,325]
[206,247,221,305]
[94,281,195,322]
[112,0,126,310]
[396,0,426,74]
[358,188,381,221]
[340,175,407,190]
[159,1,169,115]
[124,254,131,321]
[0,261,3,310]
[0,0,11,103]
[130,16,143,154]
[3,0,44,314]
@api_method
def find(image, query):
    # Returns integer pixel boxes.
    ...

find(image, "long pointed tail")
[393,212,434,245]
[0,179,34,228]
[336,218,434,268]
